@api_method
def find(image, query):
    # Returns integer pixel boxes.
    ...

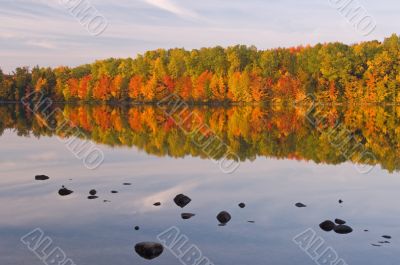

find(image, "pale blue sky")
[0,0,399,73]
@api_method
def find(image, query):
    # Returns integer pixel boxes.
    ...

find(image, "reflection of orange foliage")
[78,107,91,131]
[128,108,143,132]
[12,102,399,172]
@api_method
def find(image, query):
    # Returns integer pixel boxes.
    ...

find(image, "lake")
[0,103,399,265]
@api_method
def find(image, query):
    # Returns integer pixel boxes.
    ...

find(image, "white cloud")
[143,0,200,19]
[26,40,57,49]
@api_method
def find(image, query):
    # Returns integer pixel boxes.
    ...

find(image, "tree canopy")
[1,34,400,104]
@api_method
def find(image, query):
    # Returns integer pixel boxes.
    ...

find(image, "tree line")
[1,34,400,103]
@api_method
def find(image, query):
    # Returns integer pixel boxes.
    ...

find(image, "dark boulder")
[181,213,195,220]
[135,242,163,260]
[335,218,346,225]
[89,189,97,196]
[295,202,307,208]
[217,211,231,224]
[319,220,335,232]
[35,175,49,181]
[153,202,161,206]
[333,225,353,234]
[88,196,98,200]
[238,203,246,208]
[382,235,392,239]
[174,194,191,208]
[58,186,73,196]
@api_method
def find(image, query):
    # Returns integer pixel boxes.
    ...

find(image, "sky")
[0,0,399,73]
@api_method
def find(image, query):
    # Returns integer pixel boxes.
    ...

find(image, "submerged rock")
[111,191,118,194]
[58,186,73,196]
[295,202,307,208]
[88,196,98,200]
[135,242,163,260]
[217,211,231,224]
[123,183,132,186]
[174,194,191,208]
[153,202,161,206]
[333,225,353,234]
[382,235,392,239]
[335,218,346,225]
[238,203,246,208]
[319,220,335,232]
[371,244,381,247]
[248,221,255,223]
[181,213,195,220]
[35,175,49,181]
[89,189,97,196]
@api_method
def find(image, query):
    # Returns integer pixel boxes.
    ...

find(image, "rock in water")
[111,190,118,194]
[181,213,195,220]
[338,199,343,204]
[123,183,132,186]
[58,186,73,196]
[295,202,307,208]
[319,220,335,232]
[217,211,231,224]
[382,235,392,239]
[333,225,353,234]
[89,189,97,196]
[35,175,49,181]
[88,196,98,200]
[238,203,246,208]
[174,194,191,208]
[135,242,163,260]
[153,202,161,206]
[134,226,140,231]
[335,218,346,225]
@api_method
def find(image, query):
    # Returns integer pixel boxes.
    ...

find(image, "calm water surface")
[1,105,400,265]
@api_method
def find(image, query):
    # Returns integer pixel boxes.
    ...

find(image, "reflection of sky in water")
[1,130,400,265]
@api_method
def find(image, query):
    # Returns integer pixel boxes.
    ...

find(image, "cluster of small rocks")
[319,219,353,234]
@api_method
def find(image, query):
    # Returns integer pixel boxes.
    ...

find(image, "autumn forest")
[1,34,400,104]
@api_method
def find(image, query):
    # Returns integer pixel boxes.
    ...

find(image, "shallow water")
[1,105,400,265]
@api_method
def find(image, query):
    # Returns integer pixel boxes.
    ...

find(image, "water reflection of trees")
[0,104,399,172]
